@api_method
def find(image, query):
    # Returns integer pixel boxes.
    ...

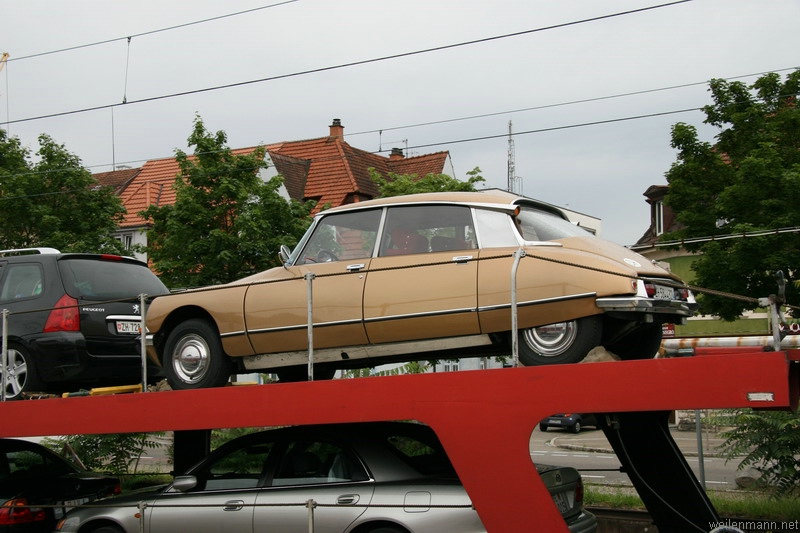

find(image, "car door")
[253,439,374,533]
[145,439,275,533]
[363,205,479,344]
[244,209,381,355]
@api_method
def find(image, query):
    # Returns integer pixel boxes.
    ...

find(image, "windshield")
[59,258,169,300]
[516,206,592,241]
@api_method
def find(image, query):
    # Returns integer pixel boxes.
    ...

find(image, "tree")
[370,166,485,197]
[43,432,164,476]
[0,130,126,253]
[142,116,313,287]
[664,70,800,320]
[713,409,800,496]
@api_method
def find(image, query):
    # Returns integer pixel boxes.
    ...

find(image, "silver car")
[55,422,596,533]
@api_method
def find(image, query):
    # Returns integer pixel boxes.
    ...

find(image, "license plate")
[653,284,674,300]
[549,419,562,425]
[551,491,572,514]
[56,497,90,518]
[116,320,141,334]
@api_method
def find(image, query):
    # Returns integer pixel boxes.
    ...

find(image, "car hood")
[552,236,680,280]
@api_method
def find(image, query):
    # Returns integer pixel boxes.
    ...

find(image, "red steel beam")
[2,351,797,532]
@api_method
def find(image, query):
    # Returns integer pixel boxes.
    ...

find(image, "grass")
[585,485,798,521]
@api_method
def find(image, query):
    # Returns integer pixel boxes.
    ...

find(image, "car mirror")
[172,475,198,493]
[279,245,292,265]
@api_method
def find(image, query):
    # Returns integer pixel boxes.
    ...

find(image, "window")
[272,440,367,486]
[195,441,275,491]
[654,200,664,236]
[299,209,382,263]
[380,205,476,256]
[0,263,44,302]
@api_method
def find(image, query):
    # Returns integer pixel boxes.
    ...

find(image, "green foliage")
[0,129,126,253]
[370,166,485,197]
[142,116,313,287]
[340,361,431,378]
[663,70,800,319]
[43,433,165,475]
[711,409,800,496]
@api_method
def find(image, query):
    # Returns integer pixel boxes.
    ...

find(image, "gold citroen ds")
[145,190,696,389]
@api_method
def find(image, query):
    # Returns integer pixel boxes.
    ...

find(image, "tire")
[2,344,43,400]
[367,527,407,533]
[571,421,582,434]
[90,527,124,533]
[518,316,602,365]
[605,322,663,360]
[539,424,548,432]
[163,319,232,390]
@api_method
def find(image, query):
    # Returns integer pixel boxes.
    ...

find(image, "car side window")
[193,441,275,491]
[474,209,520,248]
[272,440,368,486]
[380,205,476,257]
[0,263,44,303]
[299,209,381,264]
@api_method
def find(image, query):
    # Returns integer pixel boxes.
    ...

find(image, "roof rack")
[0,247,61,256]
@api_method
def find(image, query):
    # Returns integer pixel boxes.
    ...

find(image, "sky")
[1,0,798,246]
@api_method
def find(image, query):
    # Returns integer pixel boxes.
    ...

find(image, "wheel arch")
[152,306,225,360]
[349,519,411,533]
[76,517,125,533]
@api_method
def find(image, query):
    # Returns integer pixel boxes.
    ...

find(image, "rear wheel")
[518,316,602,365]
[163,319,232,390]
[89,527,124,533]
[2,344,43,400]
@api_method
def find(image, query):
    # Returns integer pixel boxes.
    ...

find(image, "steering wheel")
[316,250,339,262]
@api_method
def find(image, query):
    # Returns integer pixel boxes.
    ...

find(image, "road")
[529,427,742,490]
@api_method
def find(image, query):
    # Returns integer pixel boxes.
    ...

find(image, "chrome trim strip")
[243,318,364,337]
[364,307,476,324]
[478,292,596,313]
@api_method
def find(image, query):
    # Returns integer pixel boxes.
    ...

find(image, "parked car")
[540,413,599,433]
[145,190,696,389]
[55,421,596,533]
[0,438,120,532]
[0,249,170,399]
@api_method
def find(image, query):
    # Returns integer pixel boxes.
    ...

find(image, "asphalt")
[545,425,727,458]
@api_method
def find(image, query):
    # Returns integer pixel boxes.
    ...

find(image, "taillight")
[99,254,123,261]
[0,498,47,525]
[643,281,656,298]
[575,477,584,504]
[44,294,80,332]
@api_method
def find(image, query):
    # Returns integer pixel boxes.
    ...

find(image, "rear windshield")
[59,258,169,300]
[517,206,592,241]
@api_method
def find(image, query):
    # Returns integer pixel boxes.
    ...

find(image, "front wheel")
[518,316,602,365]
[163,319,232,390]
[571,421,582,433]
[605,322,663,360]
[89,527,124,533]
[2,344,43,400]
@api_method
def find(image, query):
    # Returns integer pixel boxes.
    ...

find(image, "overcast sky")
[2,0,798,246]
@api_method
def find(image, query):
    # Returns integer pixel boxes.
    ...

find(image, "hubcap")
[522,321,578,357]
[172,334,210,384]
[2,349,27,398]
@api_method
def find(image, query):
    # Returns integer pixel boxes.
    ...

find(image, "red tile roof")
[93,167,141,194]
[111,123,449,228]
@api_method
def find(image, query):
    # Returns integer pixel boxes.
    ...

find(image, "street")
[529,426,743,490]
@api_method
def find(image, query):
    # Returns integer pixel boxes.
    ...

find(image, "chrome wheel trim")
[3,348,26,398]
[171,333,211,385]
[522,321,579,358]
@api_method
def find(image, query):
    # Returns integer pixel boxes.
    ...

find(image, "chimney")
[329,118,344,139]
[389,147,405,160]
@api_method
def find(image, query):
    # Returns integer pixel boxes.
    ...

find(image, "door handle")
[223,499,244,511]
[452,255,473,264]
[337,494,360,505]
[346,264,365,272]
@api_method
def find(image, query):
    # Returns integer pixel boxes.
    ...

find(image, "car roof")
[320,189,568,220]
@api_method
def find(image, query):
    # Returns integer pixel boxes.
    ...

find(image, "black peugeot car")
[0,248,170,399]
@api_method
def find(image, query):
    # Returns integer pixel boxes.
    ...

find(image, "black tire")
[367,527,407,533]
[163,319,232,390]
[605,322,663,360]
[2,344,43,400]
[518,316,603,365]
[90,527,124,533]
[571,421,582,434]
[539,424,548,432]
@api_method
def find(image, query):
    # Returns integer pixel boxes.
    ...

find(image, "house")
[105,119,454,260]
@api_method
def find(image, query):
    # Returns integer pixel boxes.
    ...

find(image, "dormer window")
[654,200,664,236]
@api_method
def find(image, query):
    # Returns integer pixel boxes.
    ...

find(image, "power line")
[1,0,694,127]
[4,0,300,63]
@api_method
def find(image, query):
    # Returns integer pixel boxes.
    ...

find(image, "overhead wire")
[2,0,694,127]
